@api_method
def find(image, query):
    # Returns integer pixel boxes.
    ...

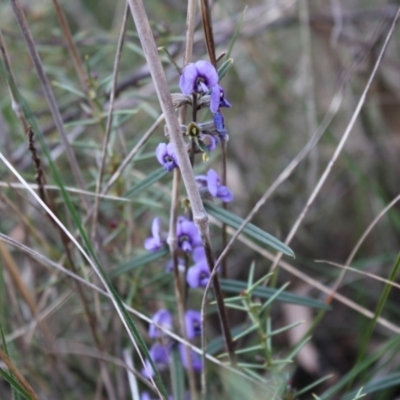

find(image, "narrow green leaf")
[124,168,168,199]
[171,346,186,400]
[295,374,334,397]
[225,7,247,61]
[217,58,234,82]
[51,80,86,98]
[343,373,400,400]
[220,279,330,310]
[0,369,32,400]
[204,202,294,257]
[109,248,169,278]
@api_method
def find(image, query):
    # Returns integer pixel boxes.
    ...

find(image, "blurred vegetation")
[1,0,400,399]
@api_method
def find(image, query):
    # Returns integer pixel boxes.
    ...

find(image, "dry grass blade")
[0,348,40,400]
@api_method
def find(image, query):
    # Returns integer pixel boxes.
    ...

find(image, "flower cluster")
[142,309,202,380]
[141,59,233,391]
[144,216,220,289]
[155,60,232,185]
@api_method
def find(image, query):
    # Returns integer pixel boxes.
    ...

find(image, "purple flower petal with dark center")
[179,344,203,372]
[141,343,169,379]
[206,169,233,202]
[148,309,173,339]
[144,217,164,252]
[155,142,179,172]
[187,260,210,288]
[177,219,201,253]
[180,61,219,95]
[185,310,202,339]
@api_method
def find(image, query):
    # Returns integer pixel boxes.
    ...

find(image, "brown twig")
[0,348,40,400]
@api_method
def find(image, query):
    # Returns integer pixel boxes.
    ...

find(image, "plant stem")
[127,0,235,365]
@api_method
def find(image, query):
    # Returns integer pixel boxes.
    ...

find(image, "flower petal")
[155,143,167,166]
[151,217,161,242]
[185,310,202,339]
[149,309,173,338]
[217,186,234,202]
[195,60,218,88]
[206,169,220,197]
[179,63,198,95]
[209,85,220,113]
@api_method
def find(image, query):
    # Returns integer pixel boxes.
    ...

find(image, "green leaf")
[343,373,400,400]
[0,368,32,400]
[218,58,234,82]
[124,167,168,199]
[219,279,330,310]
[109,248,169,278]
[204,202,294,257]
[171,346,186,400]
[225,7,247,61]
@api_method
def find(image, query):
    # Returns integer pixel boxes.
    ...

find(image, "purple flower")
[148,309,173,339]
[179,60,220,113]
[179,344,203,372]
[142,343,169,379]
[185,310,202,339]
[177,219,202,253]
[187,259,210,288]
[144,217,165,252]
[195,169,233,203]
[156,142,179,172]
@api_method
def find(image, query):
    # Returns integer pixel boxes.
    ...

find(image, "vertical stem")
[127,0,235,367]
[221,139,228,278]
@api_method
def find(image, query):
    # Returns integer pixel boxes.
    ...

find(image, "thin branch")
[91,3,129,241]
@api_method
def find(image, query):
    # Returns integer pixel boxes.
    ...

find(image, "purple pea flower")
[179,60,220,113]
[144,217,165,252]
[156,142,179,172]
[148,309,173,339]
[177,219,202,253]
[195,169,233,203]
[142,343,169,379]
[179,344,203,372]
[185,310,202,339]
[187,259,210,288]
